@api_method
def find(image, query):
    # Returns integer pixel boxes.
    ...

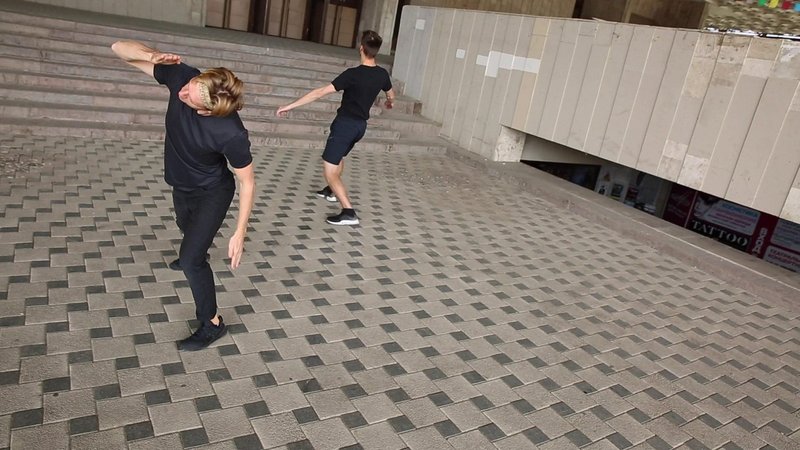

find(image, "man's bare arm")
[228,163,255,269]
[385,88,396,108]
[276,84,337,117]
[111,40,181,77]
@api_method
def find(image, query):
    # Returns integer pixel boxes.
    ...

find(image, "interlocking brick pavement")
[1,134,799,449]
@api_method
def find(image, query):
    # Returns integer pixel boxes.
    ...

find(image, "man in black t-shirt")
[112,40,255,351]
[277,30,395,226]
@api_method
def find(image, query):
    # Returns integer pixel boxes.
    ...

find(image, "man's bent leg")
[178,183,234,324]
[173,189,192,234]
[324,161,352,209]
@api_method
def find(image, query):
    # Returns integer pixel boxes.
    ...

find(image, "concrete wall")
[409,0,575,18]
[23,0,206,25]
[522,134,607,165]
[394,6,800,222]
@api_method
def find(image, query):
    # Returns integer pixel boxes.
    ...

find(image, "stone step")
[0,100,404,140]
[0,10,363,70]
[0,68,316,99]
[0,53,323,90]
[0,41,339,84]
[0,66,419,115]
[0,21,349,76]
[0,84,361,115]
[0,99,440,136]
[0,83,422,123]
[0,118,448,155]
[0,9,447,156]
[0,13,407,94]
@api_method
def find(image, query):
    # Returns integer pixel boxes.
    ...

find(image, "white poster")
[771,219,800,253]
[763,245,800,273]
[692,194,760,235]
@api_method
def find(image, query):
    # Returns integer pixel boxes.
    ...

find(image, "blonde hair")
[195,67,244,117]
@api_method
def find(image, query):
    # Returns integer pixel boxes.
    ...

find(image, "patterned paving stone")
[251,412,306,448]
[351,421,407,450]
[96,395,148,431]
[301,417,357,450]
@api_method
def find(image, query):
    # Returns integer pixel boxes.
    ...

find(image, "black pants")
[172,177,235,324]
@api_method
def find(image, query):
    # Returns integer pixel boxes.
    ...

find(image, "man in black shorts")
[112,40,255,351]
[277,30,395,226]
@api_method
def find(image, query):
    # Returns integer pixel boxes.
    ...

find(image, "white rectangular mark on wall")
[486,51,501,77]
[475,51,541,78]
[456,49,466,59]
[415,19,426,30]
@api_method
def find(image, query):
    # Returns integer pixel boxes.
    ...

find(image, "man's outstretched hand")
[150,52,181,65]
[276,106,291,117]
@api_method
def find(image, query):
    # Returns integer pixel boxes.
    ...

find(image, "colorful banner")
[662,184,800,272]
[685,193,758,252]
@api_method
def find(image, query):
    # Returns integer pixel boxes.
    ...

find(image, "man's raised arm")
[275,83,337,117]
[111,40,181,77]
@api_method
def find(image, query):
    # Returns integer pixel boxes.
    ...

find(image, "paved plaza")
[1,135,798,449]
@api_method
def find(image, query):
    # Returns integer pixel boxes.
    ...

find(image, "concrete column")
[358,0,399,55]
[493,125,526,162]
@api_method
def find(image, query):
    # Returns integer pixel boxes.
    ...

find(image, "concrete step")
[0,98,440,136]
[0,53,322,90]
[0,53,418,114]
[0,68,317,99]
[0,10,365,71]
[0,100,404,140]
[0,22,348,76]
[0,84,360,115]
[0,41,339,84]
[0,117,448,155]
[0,13,408,95]
[0,9,448,157]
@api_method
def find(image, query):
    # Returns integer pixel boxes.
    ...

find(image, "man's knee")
[179,250,208,272]
[323,162,341,178]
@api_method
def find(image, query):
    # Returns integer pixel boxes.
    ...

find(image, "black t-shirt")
[332,65,392,121]
[153,63,252,190]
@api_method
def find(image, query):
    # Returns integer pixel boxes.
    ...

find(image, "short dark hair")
[360,30,382,58]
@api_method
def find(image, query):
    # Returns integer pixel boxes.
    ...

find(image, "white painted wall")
[394,6,800,223]
[25,0,206,26]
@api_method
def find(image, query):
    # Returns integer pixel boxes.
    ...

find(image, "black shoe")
[326,209,359,226]
[178,317,227,351]
[315,186,337,202]
[169,253,210,271]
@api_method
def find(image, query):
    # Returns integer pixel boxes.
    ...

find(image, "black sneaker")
[315,186,337,202]
[326,209,359,226]
[178,317,227,351]
[169,253,210,271]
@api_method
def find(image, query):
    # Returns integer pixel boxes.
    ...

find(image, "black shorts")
[322,115,367,165]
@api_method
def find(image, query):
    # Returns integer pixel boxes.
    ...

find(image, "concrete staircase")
[0,9,447,155]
